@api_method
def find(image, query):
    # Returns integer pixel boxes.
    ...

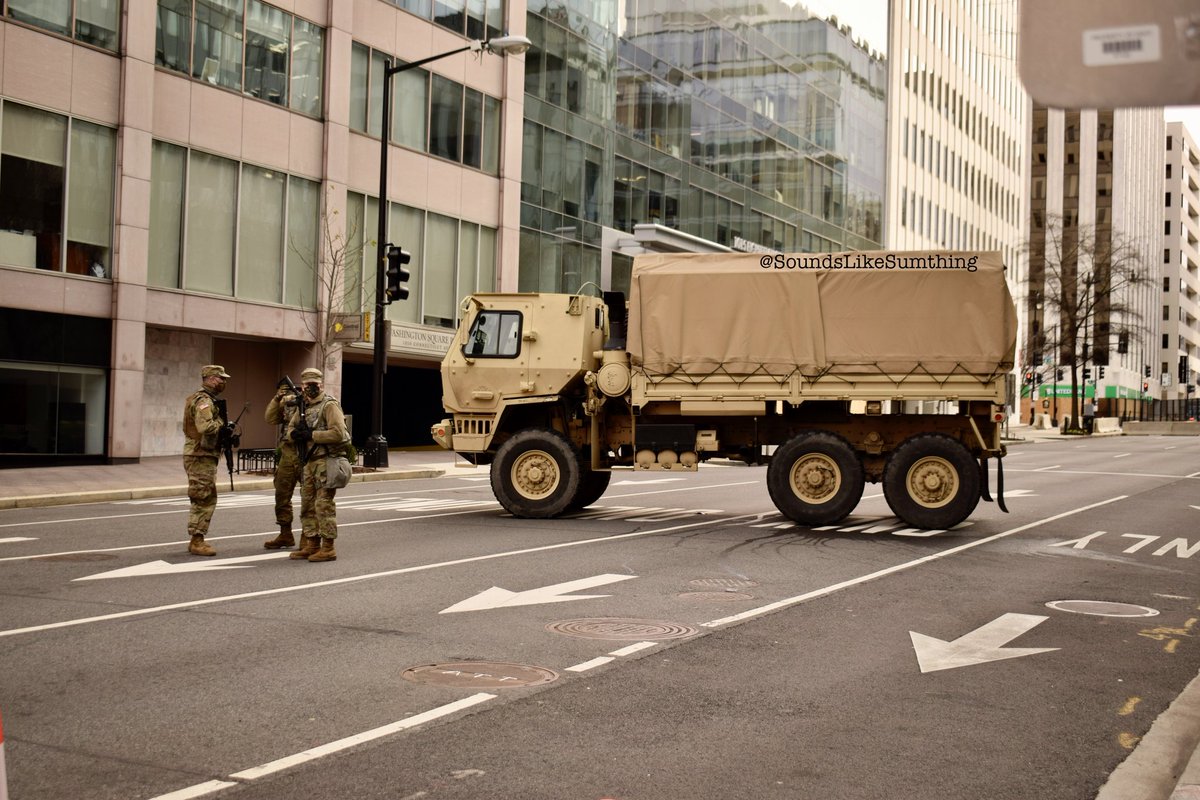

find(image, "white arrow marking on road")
[440,573,637,613]
[74,552,291,581]
[909,613,1058,673]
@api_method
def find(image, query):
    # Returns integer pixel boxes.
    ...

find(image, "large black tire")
[491,429,582,518]
[568,468,612,512]
[882,434,980,530]
[767,432,865,526]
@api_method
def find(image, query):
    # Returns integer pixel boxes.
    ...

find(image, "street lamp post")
[363,34,530,469]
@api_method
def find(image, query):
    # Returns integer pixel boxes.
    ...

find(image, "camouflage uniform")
[290,368,350,562]
[264,386,301,531]
[183,365,230,555]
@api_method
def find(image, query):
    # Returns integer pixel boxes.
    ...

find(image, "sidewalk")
[0,449,473,510]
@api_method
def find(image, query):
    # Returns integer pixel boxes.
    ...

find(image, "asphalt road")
[1,435,1198,799]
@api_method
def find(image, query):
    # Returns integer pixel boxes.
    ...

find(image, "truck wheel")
[492,429,582,518]
[767,432,864,526]
[568,468,612,512]
[883,434,980,530]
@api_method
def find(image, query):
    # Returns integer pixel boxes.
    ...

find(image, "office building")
[1160,121,1200,403]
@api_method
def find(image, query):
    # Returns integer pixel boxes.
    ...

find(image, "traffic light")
[1035,373,1044,385]
[1144,364,1152,378]
[1180,355,1189,384]
[1055,368,1064,381]
[1083,367,1092,381]
[1142,381,1150,393]
[1097,366,1105,380]
[384,245,411,303]
[1024,370,1034,384]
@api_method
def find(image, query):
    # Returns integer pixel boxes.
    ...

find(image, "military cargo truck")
[432,251,1017,530]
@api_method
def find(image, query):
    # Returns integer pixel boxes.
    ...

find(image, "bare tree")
[1023,214,1151,431]
[294,188,367,374]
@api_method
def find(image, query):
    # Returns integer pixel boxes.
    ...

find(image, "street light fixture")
[364,34,531,469]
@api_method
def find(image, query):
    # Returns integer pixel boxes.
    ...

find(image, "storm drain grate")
[547,618,699,641]
[401,662,558,689]
[688,577,759,590]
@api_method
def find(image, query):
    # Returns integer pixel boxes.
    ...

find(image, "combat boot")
[263,525,295,549]
[290,536,319,560]
[307,537,337,562]
[188,534,216,557]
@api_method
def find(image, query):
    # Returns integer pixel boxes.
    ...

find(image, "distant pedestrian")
[1083,400,1096,434]
[288,368,351,562]
[182,365,233,556]
[262,378,302,549]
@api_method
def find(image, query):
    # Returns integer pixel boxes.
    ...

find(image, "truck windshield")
[464,310,522,357]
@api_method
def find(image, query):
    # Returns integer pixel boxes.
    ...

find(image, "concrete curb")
[0,469,444,510]
[1097,667,1200,800]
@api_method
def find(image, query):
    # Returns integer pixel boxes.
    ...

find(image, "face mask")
[304,383,320,398]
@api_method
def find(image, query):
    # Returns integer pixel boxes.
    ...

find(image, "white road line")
[699,496,1128,629]
[0,537,36,544]
[609,641,657,656]
[1034,465,1061,471]
[148,779,238,799]
[566,656,615,672]
[0,512,764,638]
[1009,467,1198,480]
[0,509,183,528]
[152,693,498,799]
[0,507,496,564]
[605,480,759,499]
[1112,453,1131,459]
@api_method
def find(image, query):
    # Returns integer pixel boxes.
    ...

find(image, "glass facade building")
[519,0,887,295]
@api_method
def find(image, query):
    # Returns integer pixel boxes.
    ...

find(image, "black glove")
[223,422,237,435]
[291,428,312,444]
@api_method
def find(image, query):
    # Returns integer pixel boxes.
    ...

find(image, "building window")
[348,43,500,175]
[390,0,501,41]
[1166,192,1172,207]
[156,0,324,117]
[7,0,119,51]
[148,141,319,306]
[0,309,112,458]
[0,102,116,276]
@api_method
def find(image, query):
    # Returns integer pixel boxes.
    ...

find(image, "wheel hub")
[790,454,841,504]
[511,450,559,499]
[906,457,956,508]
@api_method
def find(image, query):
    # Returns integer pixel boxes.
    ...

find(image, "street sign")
[330,313,364,342]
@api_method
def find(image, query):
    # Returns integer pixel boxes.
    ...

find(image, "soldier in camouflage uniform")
[262,378,302,549]
[182,365,233,556]
[288,368,351,562]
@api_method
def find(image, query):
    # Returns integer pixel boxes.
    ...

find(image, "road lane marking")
[0,537,36,543]
[0,507,497,563]
[0,510,184,528]
[1009,468,1199,480]
[566,656,615,672]
[698,496,1128,629]
[0,513,764,638]
[152,693,498,799]
[1113,453,1131,459]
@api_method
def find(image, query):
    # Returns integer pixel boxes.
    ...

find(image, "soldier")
[182,365,233,556]
[288,368,351,562]
[262,378,302,549]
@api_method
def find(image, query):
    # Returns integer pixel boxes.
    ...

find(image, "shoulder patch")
[196,399,211,410]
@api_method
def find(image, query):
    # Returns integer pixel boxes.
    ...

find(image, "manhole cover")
[401,662,557,689]
[676,591,755,602]
[688,577,760,589]
[547,618,699,640]
[36,553,118,562]
[1046,600,1160,618]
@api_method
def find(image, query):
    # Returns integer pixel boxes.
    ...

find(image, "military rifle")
[283,376,311,466]
[215,399,249,491]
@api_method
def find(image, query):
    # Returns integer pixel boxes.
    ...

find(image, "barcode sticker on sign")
[1082,24,1162,66]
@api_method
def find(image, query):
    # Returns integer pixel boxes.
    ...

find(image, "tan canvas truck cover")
[627,251,1017,378]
